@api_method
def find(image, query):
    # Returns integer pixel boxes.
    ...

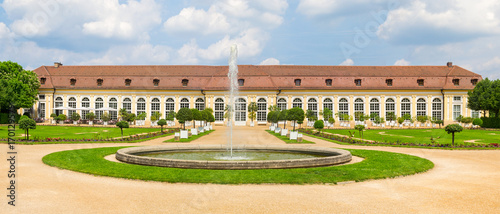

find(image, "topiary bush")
[313,120,324,133]
[480,117,500,128]
[472,118,483,127]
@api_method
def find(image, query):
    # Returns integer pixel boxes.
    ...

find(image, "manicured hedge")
[480,117,500,128]
[0,113,21,124]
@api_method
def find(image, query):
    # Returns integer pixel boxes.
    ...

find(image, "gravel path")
[2,126,499,213]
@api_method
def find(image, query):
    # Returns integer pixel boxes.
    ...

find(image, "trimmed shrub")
[473,118,483,127]
[480,117,500,128]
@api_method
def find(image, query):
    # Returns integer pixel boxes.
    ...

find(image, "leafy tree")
[417,115,429,124]
[287,107,305,131]
[0,61,40,112]
[116,121,129,138]
[320,108,333,121]
[126,113,136,123]
[224,105,233,123]
[136,112,147,120]
[57,114,66,123]
[102,112,110,122]
[71,112,80,121]
[279,109,288,128]
[247,102,258,123]
[157,119,167,132]
[267,110,279,125]
[206,112,215,125]
[190,108,201,128]
[461,117,473,128]
[355,125,365,139]
[19,118,36,140]
[166,110,176,121]
[119,108,128,119]
[151,111,162,121]
[468,78,500,118]
[455,115,463,122]
[87,112,96,126]
[50,113,58,124]
[472,118,483,128]
[268,104,279,112]
[314,120,324,133]
[328,117,335,128]
[177,108,193,130]
[445,124,463,147]
[306,110,317,122]
[386,112,396,122]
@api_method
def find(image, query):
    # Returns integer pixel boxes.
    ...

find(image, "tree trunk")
[161,126,163,133]
[26,129,28,141]
[452,133,455,147]
[284,120,286,129]
[193,120,196,128]
[293,121,296,131]
[121,128,123,139]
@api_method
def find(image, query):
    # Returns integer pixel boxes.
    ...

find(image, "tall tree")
[468,78,500,118]
[247,102,258,123]
[287,107,304,131]
[177,108,193,130]
[0,61,40,112]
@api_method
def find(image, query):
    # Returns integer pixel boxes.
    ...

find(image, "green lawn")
[0,125,164,140]
[321,128,500,146]
[265,130,315,144]
[42,146,433,184]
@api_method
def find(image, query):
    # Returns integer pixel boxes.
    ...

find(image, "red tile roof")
[33,64,482,90]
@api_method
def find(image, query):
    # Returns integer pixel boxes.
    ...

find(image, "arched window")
[369,98,379,121]
[122,98,131,114]
[165,98,175,117]
[214,98,224,121]
[109,98,117,120]
[338,98,349,121]
[354,98,364,121]
[235,98,246,122]
[307,98,318,119]
[277,98,287,110]
[432,98,442,120]
[180,98,189,109]
[55,97,63,116]
[257,98,267,122]
[385,98,395,121]
[151,98,160,117]
[136,98,146,117]
[81,97,90,119]
[292,98,302,108]
[95,97,104,120]
[401,98,411,117]
[417,98,426,117]
[68,97,76,118]
[323,98,333,115]
[195,98,205,110]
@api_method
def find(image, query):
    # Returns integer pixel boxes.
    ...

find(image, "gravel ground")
[1,125,499,213]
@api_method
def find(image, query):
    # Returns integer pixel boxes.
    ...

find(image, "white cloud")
[297,0,391,17]
[394,59,410,66]
[164,7,230,35]
[340,58,354,66]
[259,58,280,65]
[198,28,269,60]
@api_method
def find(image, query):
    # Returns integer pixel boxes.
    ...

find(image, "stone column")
[160,95,165,119]
[287,95,293,109]
[411,95,417,118]
[349,95,354,126]
[318,95,323,120]
[131,95,136,116]
[462,95,468,117]
[427,95,432,119]
[380,95,386,119]
[396,95,401,117]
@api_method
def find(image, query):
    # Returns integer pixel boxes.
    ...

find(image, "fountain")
[227,44,239,157]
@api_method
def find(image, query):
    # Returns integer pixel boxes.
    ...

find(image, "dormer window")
[471,79,478,86]
[386,79,393,86]
[238,79,244,86]
[153,79,160,87]
[325,79,332,86]
[70,78,76,86]
[182,79,189,87]
[40,77,46,85]
[452,79,460,86]
[417,79,424,86]
[97,79,103,86]
[125,79,131,86]
[355,79,361,86]
[294,79,301,86]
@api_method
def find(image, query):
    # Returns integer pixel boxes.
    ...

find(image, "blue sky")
[0,0,499,79]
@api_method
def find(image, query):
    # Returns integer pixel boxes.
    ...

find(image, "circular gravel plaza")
[2,125,500,213]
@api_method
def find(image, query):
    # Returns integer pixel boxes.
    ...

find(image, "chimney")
[447,62,453,67]
[54,62,63,68]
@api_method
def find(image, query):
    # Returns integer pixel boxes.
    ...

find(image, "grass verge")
[265,130,314,144]
[0,132,175,145]
[163,130,215,143]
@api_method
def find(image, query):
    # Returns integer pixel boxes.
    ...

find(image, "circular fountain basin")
[116,145,352,170]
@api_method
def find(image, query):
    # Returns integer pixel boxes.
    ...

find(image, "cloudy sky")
[0,0,499,79]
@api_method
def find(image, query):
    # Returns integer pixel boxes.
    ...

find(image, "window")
[180,98,189,109]
[386,79,393,86]
[182,79,189,87]
[354,98,364,121]
[294,79,301,86]
[153,79,160,87]
[401,98,411,117]
[355,79,361,86]
[125,79,131,86]
[323,98,333,119]
[68,97,76,119]
[97,79,103,86]
[369,98,379,121]
[55,97,63,116]
[257,98,267,122]
[214,98,224,121]
[195,98,205,110]
[416,98,426,117]
[235,98,246,122]
[136,98,146,117]
[165,98,174,117]
[40,77,46,85]
[453,79,460,86]
[307,98,318,120]
[417,79,424,86]
[277,98,287,110]
[70,78,76,86]
[453,105,461,121]
[238,79,244,86]
[453,96,462,101]
[151,98,160,118]
[471,79,478,86]
[81,98,90,119]
[292,98,302,108]
[122,98,131,114]
[471,110,480,118]
[38,102,45,119]
[325,79,332,86]
[39,95,45,100]
[338,98,349,121]
[432,98,442,120]
[109,98,117,120]
[95,98,103,120]
[385,98,395,120]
